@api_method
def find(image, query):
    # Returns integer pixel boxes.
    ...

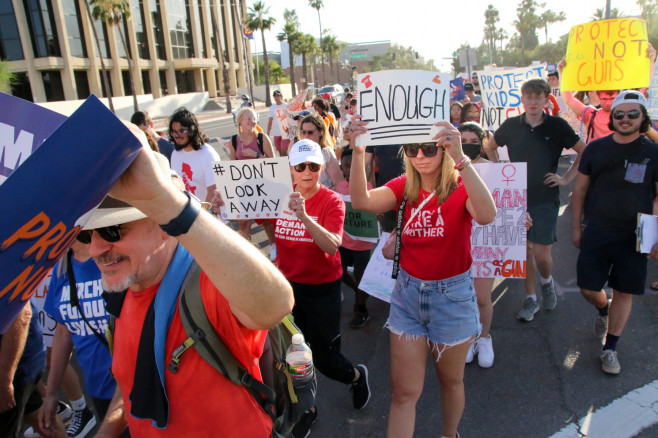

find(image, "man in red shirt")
[88,131,293,438]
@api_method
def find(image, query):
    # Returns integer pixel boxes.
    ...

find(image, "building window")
[166,0,194,59]
[92,20,111,58]
[196,1,207,58]
[122,70,133,95]
[61,0,87,58]
[0,2,24,60]
[115,23,128,59]
[175,70,194,93]
[206,1,217,59]
[141,70,151,94]
[42,71,65,101]
[220,0,229,60]
[23,0,61,58]
[99,71,113,97]
[132,0,150,59]
[149,0,166,60]
[159,70,167,95]
[10,73,33,101]
[74,70,90,99]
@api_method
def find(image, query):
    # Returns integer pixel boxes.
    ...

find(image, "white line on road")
[548,379,658,438]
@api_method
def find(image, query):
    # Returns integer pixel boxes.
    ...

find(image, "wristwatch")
[159,191,202,236]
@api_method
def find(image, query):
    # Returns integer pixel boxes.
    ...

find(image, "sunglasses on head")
[612,109,642,120]
[403,143,440,158]
[293,162,322,172]
[76,225,122,244]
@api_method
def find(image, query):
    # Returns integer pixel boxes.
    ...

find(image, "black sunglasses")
[293,162,322,172]
[403,143,440,158]
[612,109,641,120]
[76,225,122,244]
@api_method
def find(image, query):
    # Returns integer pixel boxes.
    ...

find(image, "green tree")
[0,60,16,94]
[637,0,658,48]
[308,0,325,84]
[483,5,501,64]
[591,7,625,20]
[278,10,301,95]
[268,60,287,84]
[513,0,541,64]
[321,32,345,82]
[538,9,566,44]
[247,1,276,106]
[89,0,138,112]
[296,33,318,89]
[369,44,435,72]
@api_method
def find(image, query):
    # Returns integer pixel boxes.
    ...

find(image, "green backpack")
[168,263,317,438]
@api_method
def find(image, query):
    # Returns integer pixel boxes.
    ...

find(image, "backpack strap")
[171,265,276,421]
[231,134,237,151]
[257,132,264,155]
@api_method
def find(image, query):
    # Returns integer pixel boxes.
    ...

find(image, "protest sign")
[356,70,450,146]
[0,95,143,333]
[471,163,528,279]
[280,90,309,141]
[562,18,650,91]
[30,269,56,347]
[648,67,658,120]
[450,77,465,102]
[475,64,546,131]
[0,93,66,185]
[359,233,396,303]
[213,157,293,220]
[339,194,379,242]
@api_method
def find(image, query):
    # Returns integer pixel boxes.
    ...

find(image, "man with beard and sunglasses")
[485,78,586,322]
[86,134,293,437]
[571,91,658,375]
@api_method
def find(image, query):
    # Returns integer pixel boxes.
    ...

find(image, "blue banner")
[0,93,66,183]
[450,77,465,102]
[0,95,143,333]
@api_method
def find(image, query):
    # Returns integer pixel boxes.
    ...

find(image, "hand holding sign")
[288,192,307,219]
[432,122,465,165]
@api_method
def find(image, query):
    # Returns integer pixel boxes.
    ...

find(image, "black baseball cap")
[273,90,282,96]
[464,83,474,91]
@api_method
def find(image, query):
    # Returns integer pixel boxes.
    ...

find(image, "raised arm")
[557,58,587,117]
[484,134,500,163]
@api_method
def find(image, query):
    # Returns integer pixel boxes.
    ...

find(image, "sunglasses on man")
[612,109,641,120]
[403,143,441,158]
[76,225,122,244]
[293,162,322,173]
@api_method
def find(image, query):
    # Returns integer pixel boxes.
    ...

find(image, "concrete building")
[1,0,254,103]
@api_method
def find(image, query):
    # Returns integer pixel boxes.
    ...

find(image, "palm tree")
[591,7,625,20]
[247,1,275,106]
[277,22,300,95]
[538,10,566,43]
[308,0,325,85]
[483,5,500,64]
[89,0,138,112]
[83,1,114,113]
[297,34,318,89]
[322,33,344,83]
[0,60,15,93]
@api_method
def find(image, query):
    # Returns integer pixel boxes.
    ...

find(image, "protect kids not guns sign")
[475,64,546,131]
[213,157,293,220]
[356,70,450,146]
[562,18,650,91]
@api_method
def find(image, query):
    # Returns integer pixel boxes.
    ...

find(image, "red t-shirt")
[385,175,473,281]
[112,272,271,437]
[274,185,345,284]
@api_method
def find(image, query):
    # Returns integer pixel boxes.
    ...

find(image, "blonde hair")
[236,107,258,133]
[403,147,458,205]
[301,113,332,149]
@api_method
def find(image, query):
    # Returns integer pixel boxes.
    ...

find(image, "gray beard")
[102,273,138,293]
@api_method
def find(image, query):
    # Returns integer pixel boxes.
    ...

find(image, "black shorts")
[577,226,647,295]
[527,202,559,245]
[339,247,371,274]
[0,373,42,438]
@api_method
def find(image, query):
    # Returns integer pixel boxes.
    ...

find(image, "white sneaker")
[466,339,477,364]
[477,336,494,368]
[269,243,277,262]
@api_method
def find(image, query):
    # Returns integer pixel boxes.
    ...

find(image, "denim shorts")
[386,268,481,346]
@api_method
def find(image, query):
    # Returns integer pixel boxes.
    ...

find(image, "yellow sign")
[562,18,650,91]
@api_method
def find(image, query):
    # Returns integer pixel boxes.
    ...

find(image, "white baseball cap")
[611,90,648,111]
[288,139,324,166]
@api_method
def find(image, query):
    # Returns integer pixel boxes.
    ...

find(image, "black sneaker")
[57,401,73,423]
[351,364,371,409]
[66,408,96,438]
[349,310,370,329]
[291,408,318,438]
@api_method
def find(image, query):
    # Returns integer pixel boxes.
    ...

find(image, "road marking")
[549,379,658,438]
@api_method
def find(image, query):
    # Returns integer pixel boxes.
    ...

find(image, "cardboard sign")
[471,163,528,279]
[563,18,650,91]
[0,95,143,333]
[356,70,450,146]
[339,194,379,242]
[0,93,66,185]
[359,232,396,303]
[648,68,658,120]
[475,64,546,131]
[214,157,293,220]
[450,77,465,102]
[280,90,309,141]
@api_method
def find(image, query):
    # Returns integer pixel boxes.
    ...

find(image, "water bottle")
[286,334,315,385]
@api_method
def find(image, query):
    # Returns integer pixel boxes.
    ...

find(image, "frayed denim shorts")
[386,268,481,346]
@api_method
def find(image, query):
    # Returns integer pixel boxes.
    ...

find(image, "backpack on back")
[231,132,264,155]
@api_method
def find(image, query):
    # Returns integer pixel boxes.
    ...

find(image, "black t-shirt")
[365,145,405,188]
[494,114,580,207]
[579,135,658,232]
[330,103,341,121]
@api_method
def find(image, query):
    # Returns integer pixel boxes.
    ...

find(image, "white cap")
[288,139,324,166]
[291,333,305,344]
[611,90,648,111]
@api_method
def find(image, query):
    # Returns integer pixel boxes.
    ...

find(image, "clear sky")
[247,0,643,75]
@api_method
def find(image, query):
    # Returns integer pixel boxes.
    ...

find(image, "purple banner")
[450,77,465,102]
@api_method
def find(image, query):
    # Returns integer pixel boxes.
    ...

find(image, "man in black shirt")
[485,78,586,322]
[571,90,658,375]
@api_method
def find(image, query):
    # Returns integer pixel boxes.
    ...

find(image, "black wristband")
[159,191,202,236]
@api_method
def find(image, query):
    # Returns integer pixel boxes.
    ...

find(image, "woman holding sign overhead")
[347,119,496,438]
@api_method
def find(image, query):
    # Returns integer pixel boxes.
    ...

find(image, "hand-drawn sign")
[356,70,450,146]
[471,163,528,279]
[213,157,293,220]
[339,194,379,242]
[475,64,546,131]
[562,18,650,91]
